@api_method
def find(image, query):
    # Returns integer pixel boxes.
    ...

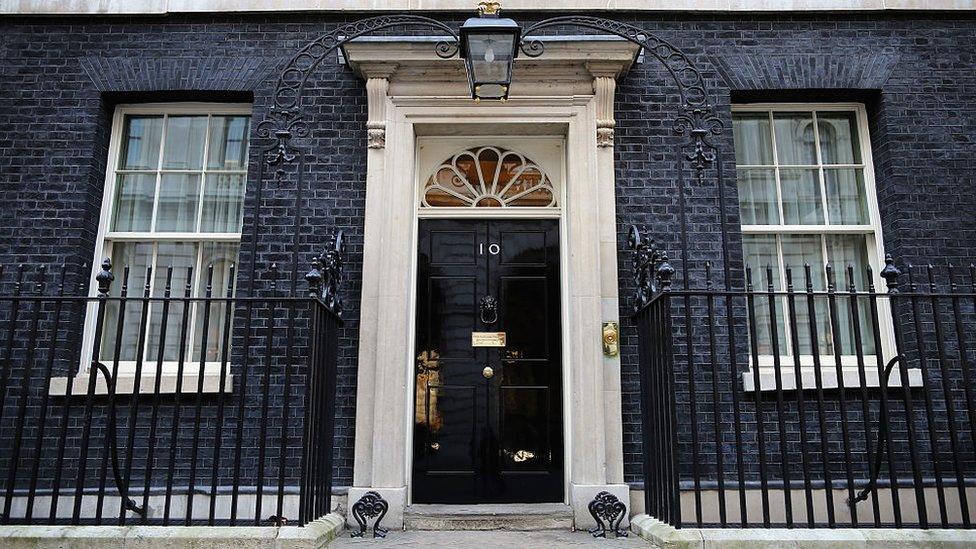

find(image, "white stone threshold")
[0,513,344,549]
[631,514,976,548]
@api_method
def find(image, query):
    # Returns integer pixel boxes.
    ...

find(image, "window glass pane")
[826,235,869,287]
[112,173,155,232]
[146,242,197,362]
[119,116,163,170]
[781,235,831,355]
[736,168,779,225]
[162,116,207,170]
[825,168,868,225]
[201,174,245,232]
[826,234,875,355]
[101,242,153,362]
[208,116,250,169]
[817,112,861,164]
[743,234,779,285]
[742,234,786,355]
[732,113,774,165]
[773,112,817,165]
[192,242,239,362]
[780,168,824,224]
[155,173,200,232]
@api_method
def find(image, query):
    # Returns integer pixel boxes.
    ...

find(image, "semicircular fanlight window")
[422,146,556,208]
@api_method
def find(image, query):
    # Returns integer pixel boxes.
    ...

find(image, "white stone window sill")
[742,367,923,392]
[49,369,234,396]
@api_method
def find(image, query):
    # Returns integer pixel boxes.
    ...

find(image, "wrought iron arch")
[519,16,724,218]
[521,17,708,109]
[257,15,460,170]
[252,13,725,293]
[250,15,462,291]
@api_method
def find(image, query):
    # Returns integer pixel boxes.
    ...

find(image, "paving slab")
[330,530,646,548]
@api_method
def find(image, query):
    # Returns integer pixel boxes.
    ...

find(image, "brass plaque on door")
[472,332,507,347]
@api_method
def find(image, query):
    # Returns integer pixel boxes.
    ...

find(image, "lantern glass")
[467,32,515,85]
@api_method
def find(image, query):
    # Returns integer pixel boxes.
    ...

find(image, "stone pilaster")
[585,62,627,501]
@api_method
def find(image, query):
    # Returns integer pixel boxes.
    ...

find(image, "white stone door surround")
[345,37,637,529]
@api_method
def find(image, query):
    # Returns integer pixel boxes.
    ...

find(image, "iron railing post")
[654,254,681,527]
[3,266,45,523]
[881,255,928,528]
[71,258,113,524]
[300,256,324,524]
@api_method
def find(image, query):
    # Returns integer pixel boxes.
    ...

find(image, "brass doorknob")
[482,366,494,379]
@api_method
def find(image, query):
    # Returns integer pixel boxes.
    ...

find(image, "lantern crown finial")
[477,1,501,16]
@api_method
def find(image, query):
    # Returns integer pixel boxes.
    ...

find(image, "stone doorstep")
[404,503,575,531]
[630,513,976,548]
[0,513,344,549]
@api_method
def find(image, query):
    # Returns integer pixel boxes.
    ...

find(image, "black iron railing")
[630,227,976,529]
[0,240,343,527]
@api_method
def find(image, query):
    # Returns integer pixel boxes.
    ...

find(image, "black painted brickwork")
[0,12,974,493]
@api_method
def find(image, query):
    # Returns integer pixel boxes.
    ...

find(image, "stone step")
[404,503,575,531]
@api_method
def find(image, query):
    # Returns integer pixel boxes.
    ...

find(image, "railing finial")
[95,257,114,297]
[656,252,675,292]
[880,253,901,294]
[306,256,324,299]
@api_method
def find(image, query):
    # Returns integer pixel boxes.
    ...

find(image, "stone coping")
[0,512,344,549]
[630,513,976,548]
[2,0,973,16]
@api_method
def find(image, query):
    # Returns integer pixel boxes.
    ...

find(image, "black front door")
[413,219,563,503]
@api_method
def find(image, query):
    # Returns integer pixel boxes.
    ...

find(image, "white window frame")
[733,102,921,391]
[51,102,251,396]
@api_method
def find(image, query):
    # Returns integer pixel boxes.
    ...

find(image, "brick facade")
[0,12,973,492]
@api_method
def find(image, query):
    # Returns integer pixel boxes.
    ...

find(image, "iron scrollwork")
[350,490,389,538]
[304,229,346,316]
[261,15,460,172]
[256,108,308,171]
[587,491,628,538]
[627,225,674,311]
[673,106,725,185]
[520,16,723,182]
[257,16,460,289]
[266,13,722,305]
[265,14,722,180]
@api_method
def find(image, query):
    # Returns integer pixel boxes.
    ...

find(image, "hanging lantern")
[458,2,521,100]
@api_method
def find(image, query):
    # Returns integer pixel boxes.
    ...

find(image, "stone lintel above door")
[345,36,635,150]
[342,35,640,97]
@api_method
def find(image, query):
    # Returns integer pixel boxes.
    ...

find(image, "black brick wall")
[0,12,973,496]
[612,13,976,487]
